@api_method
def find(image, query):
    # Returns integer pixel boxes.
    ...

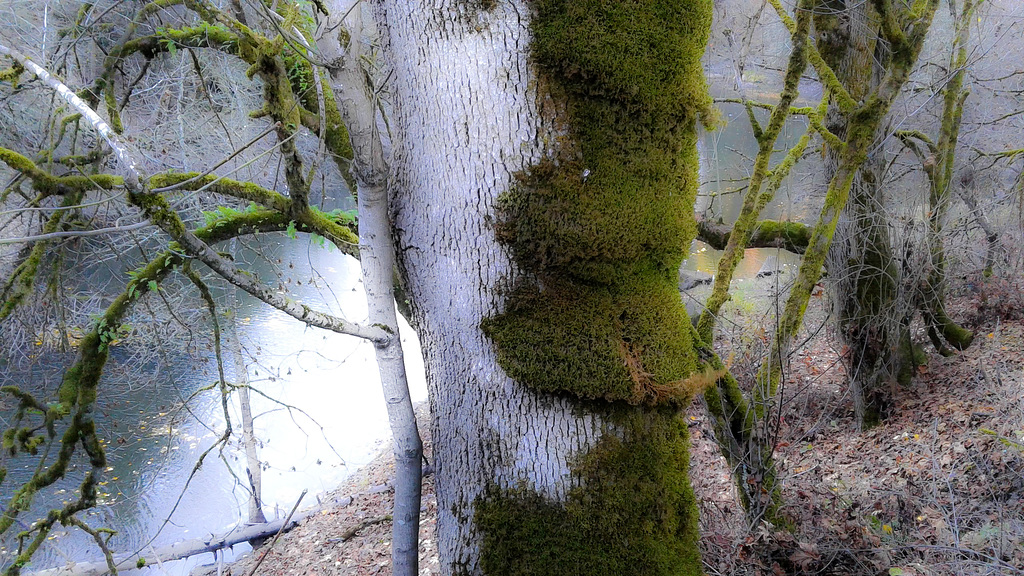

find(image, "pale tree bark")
[370,1,710,575]
[317,4,422,575]
[226,284,265,525]
[374,5,602,571]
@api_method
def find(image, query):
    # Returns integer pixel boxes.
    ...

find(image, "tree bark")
[374,1,709,574]
[317,5,423,574]
[817,0,913,428]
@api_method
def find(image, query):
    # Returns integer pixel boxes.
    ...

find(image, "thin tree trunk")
[751,0,942,507]
[225,289,265,524]
[696,0,813,343]
[921,0,974,351]
[696,0,817,525]
[317,5,422,574]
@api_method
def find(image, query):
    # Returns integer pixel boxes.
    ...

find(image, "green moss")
[0,63,24,84]
[531,0,711,120]
[0,147,54,187]
[478,2,711,572]
[754,220,812,253]
[476,408,701,576]
[496,114,699,282]
[487,0,712,405]
[483,270,703,406]
[148,172,292,213]
[103,84,122,134]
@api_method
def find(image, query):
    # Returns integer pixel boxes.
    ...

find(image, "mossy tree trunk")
[919,0,975,352]
[696,0,814,343]
[746,0,943,516]
[377,1,712,574]
[816,0,915,428]
[695,0,819,525]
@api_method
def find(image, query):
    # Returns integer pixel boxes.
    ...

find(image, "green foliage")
[202,202,262,226]
[476,409,702,576]
[163,36,177,58]
[321,207,358,224]
[285,51,314,99]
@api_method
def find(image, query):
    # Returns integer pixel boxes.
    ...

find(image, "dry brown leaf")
[789,542,820,571]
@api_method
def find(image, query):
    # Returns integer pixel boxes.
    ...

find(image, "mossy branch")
[873,0,909,49]
[127,190,383,341]
[696,219,811,254]
[0,146,122,195]
[0,191,85,320]
[0,211,293,570]
[148,172,293,213]
[767,0,856,112]
[696,0,815,343]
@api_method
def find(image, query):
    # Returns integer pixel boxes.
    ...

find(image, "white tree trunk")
[373,3,604,573]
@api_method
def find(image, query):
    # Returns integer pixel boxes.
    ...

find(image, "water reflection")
[1,235,426,574]
[685,91,825,280]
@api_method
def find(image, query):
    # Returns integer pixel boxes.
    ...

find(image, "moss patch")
[531,0,712,120]
[477,2,712,572]
[476,408,702,576]
[482,270,706,406]
[486,0,712,405]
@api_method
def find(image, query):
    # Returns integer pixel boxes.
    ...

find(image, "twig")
[334,515,392,543]
[245,489,307,576]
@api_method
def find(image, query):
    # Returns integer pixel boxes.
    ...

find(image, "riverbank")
[224,279,1022,576]
[219,403,439,576]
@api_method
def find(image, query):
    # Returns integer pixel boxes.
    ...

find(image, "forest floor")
[222,274,1024,576]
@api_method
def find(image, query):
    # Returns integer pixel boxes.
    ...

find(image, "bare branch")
[0,43,143,192]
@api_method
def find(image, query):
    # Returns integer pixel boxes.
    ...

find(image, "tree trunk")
[817,0,913,428]
[227,311,266,525]
[317,5,423,574]
[374,1,710,574]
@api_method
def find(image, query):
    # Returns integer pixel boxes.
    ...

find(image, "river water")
[1,235,427,574]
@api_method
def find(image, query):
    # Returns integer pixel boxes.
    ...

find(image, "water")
[1,236,427,574]
[684,81,826,279]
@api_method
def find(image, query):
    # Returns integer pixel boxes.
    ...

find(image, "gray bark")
[371,2,605,573]
[317,4,423,574]
[226,298,265,525]
[818,0,912,427]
